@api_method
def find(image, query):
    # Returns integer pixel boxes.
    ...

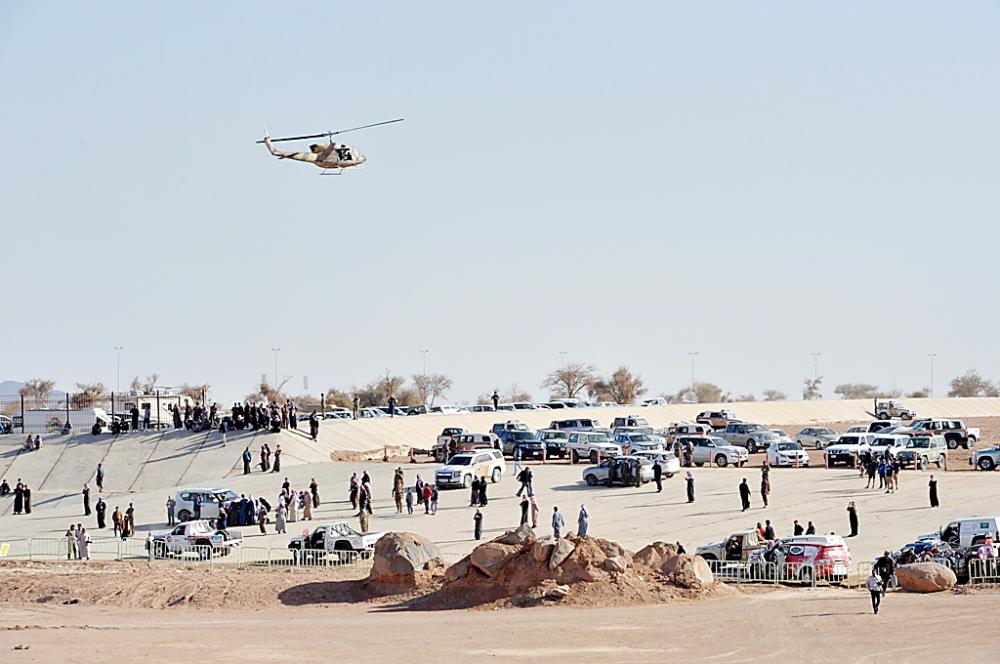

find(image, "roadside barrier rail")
[967,557,1000,585]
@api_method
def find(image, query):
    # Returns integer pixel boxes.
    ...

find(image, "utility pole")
[271,347,281,388]
[811,352,821,380]
[688,352,699,394]
[559,351,568,369]
[928,353,936,397]
[114,346,124,394]
[420,349,429,376]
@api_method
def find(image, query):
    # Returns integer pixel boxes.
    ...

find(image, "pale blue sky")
[1,2,998,403]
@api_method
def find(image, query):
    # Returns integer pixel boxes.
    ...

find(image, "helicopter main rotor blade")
[256,118,404,144]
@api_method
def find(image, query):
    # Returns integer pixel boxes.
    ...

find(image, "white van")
[938,516,1000,548]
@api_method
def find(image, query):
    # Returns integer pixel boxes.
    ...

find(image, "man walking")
[686,471,695,503]
[760,466,770,508]
[473,509,483,540]
[847,501,859,537]
[95,463,104,492]
[929,475,939,507]
[491,391,499,411]
[739,478,752,511]
[874,550,895,597]
[242,447,252,475]
[577,504,589,537]
[552,506,565,540]
[516,466,533,497]
[166,495,176,526]
[95,496,107,529]
[387,394,396,418]
[653,459,663,493]
[866,571,883,614]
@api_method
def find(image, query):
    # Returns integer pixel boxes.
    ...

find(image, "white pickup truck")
[147,519,242,559]
[287,522,384,561]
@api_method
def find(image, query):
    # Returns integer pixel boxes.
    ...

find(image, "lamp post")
[688,352,699,394]
[114,346,124,394]
[271,347,281,388]
[928,353,936,397]
[420,349,429,376]
[559,351,568,369]
[811,352,821,380]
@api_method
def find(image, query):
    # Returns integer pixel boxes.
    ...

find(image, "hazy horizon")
[2,2,998,404]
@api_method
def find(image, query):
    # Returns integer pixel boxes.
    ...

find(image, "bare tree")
[19,378,56,406]
[324,387,353,409]
[508,385,532,402]
[71,382,106,408]
[685,382,723,404]
[802,376,823,400]
[542,363,597,399]
[906,388,930,398]
[375,370,406,402]
[833,383,880,400]
[948,370,999,397]
[177,383,210,403]
[600,366,646,405]
[412,373,453,407]
[762,389,787,401]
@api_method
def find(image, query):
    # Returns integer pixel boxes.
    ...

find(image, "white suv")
[434,449,505,488]
[567,431,622,464]
[174,487,238,523]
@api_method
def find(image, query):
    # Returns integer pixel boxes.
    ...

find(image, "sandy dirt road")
[1,588,998,663]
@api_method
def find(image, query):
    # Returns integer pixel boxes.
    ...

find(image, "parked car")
[697,529,768,562]
[496,429,544,459]
[716,423,779,453]
[639,397,668,406]
[862,434,912,463]
[434,449,506,488]
[429,405,469,414]
[496,403,516,412]
[747,535,852,583]
[613,432,666,456]
[767,441,810,467]
[796,427,839,449]
[846,425,869,434]
[680,435,749,468]
[972,443,1000,471]
[148,519,242,559]
[287,522,383,555]
[666,422,714,441]
[582,455,654,487]
[549,418,602,432]
[512,402,539,410]
[174,487,239,523]
[432,431,491,462]
[566,431,622,464]
[357,407,388,418]
[612,415,649,429]
[824,433,877,467]
[536,429,570,459]
[867,420,899,433]
[873,399,916,420]
[468,404,495,413]
[937,516,1000,549]
[896,435,947,469]
[696,410,741,429]
[901,419,979,450]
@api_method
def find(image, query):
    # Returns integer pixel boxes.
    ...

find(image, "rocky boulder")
[663,554,714,589]
[634,541,678,571]
[895,562,957,593]
[470,542,522,577]
[548,538,576,569]
[496,524,537,549]
[367,532,444,584]
[531,540,554,563]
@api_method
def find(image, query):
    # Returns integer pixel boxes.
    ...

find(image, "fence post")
[65,393,70,429]
[156,390,161,429]
[320,393,325,413]
[20,394,24,434]
[27,539,33,561]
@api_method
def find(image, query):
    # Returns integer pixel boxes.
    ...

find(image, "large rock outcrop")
[367,532,445,587]
[662,554,714,589]
[895,562,957,593]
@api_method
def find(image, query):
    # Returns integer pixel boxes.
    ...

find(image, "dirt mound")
[414,528,719,609]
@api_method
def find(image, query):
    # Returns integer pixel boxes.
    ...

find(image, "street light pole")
[114,346,124,394]
[811,352,821,380]
[271,347,281,388]
[688,352,699,393]
[420,349,429,376]
[559,351,568,369]
[928,353,936,397]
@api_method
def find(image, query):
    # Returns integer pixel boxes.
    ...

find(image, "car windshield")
[872,438,894,447]
[511,431,535,441]
[906,439,931,449]
[708,437,727,446]
[589,433,610,443]
[776,442,802,451]
[629,434,652,442]
[816,428,835,436]
[745,424,766,433]
[447,456,473,465]
[838,436,860,445]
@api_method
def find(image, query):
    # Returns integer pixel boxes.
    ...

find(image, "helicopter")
[257,118,404,174]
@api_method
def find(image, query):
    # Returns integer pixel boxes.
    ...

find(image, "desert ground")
[1,404,999,661]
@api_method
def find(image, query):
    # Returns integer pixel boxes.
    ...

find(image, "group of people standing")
[241,444,281,475]
[228,400,298,432]
[6,479,32,515]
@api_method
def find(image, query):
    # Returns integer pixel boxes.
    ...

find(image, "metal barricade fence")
[967,557,1000,585]
[0,539,32,559]
[707,559,826,588]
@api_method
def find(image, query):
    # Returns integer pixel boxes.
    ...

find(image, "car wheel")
[918,457,928,471]
[967,437,977,448]
[815,441,823,450]
[491,467,501,483]
[462,474,472,488]
[902,413,911,421]
[589,450,599,464]
[571,451,578,465]
[585,474,598,487]
[177,509,192,523]
[947,438,959,450]
[936,454,945,468]
[694,462,704,467]
[979,457,995,471]
[747,440,757,454]
[715,455,728,468]
[878,412,889,420]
